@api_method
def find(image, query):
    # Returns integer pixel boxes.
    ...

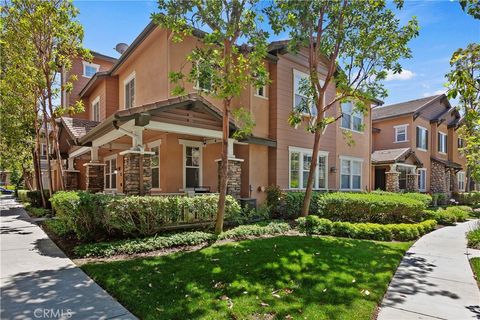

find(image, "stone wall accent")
[85,163,104,193]
[431,159,447,194]
[64,171,79,190]
[124,153,152,195]
[385,171,400,192]
[217,159,242,198]
[406,173,419,192]
[450,170,459,194]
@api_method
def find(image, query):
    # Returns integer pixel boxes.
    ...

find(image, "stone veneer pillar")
[451,170,459,194]
[385,171,400,192]
[64,170,80,190]
[84,163,105,193]
[123,153,152,195]
[406,173,419,192]
[431,159,447,194]
[217,159,242,198]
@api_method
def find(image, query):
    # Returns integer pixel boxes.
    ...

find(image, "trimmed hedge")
[50,191,242,241]
[372,191,433,207]
[316,192,426,224]
[296,215,437,241]
[424,206,470,225]
[217,221,290,240]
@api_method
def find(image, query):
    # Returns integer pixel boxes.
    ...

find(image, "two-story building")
[54,21,378,204]
[371,94,467,195]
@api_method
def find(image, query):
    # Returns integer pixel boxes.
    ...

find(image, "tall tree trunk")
[47,85,65,190]
[41,98,53,200]
[215,100,230,235]
[301,130,322,216]
[33,105,46,208]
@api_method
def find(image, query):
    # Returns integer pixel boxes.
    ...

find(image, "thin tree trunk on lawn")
[301,130,322,216]
[41,98,53,199]
[215,100,230,234]
[47,85,65,190]
[33,104,46,207]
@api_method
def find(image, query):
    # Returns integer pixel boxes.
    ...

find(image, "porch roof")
[431,157,463,170]
[59,117,100,140]
[372,147,422,166]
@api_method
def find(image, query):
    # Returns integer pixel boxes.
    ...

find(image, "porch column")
[84,147,104,193]
[385,164,400,192]
[431,159,447,194]
[121,151,153,196]
[451,170,459,194]
[406,173,419,192]
[217,159,243,198]
[64,157,80,191]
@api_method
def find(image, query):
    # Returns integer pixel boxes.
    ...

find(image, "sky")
[74,0,479,106]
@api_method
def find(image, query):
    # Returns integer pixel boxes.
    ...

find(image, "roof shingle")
[61,117,100,140]
[371,148,411,164]
[372,95,441,121]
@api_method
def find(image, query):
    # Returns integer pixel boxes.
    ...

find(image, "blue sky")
[74,0,479,105]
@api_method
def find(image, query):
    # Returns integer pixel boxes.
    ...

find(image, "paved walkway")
[0,196,136,320]
[378,219,480,320]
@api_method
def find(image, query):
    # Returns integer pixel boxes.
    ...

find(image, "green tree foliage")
[265,0,419,216]
[152,0,269,233]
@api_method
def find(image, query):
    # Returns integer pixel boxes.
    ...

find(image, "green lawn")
[82,236,410,320]
[471,258,480,288]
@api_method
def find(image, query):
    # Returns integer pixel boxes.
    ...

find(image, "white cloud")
[385,69,416,81]
[422,89,446,97]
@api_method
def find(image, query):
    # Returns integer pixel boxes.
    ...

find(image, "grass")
[467,225,480,249]
[82,236,410,320]
[470,258,480,288]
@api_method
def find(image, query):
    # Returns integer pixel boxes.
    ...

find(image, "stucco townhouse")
[371,94,470,196]
[52,21,380,205]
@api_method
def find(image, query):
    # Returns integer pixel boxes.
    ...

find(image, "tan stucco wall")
[372,115,413,151]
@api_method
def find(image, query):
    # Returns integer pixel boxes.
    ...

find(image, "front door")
[375,168,386,190]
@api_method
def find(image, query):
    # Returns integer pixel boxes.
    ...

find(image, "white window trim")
[288,146,329,190]
[417,168,427,192]
[394,124,409,143]
[82,61,100,78]
[147,139,162,191]
[438,131,447,154]
[193,60,213,92]
[340,101,364,134]
[124,71,136,109]
[91,96,100,122]
[104,154,117,191]
[292,69,324,117]
[254,85,268,99]
[416,126,428,151]
[339,156,364,191]
[457,171,466,192]
[179,139,204,190]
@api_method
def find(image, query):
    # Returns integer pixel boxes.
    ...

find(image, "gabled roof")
[431,157,463,170]
[371,147,422,166]
[60,117,100,140]
[372,95,443,121]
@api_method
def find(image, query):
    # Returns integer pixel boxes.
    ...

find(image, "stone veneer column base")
[385,171,400,192]
[431,159,447,194]
[84,163,105,193]
[123,152,152,196]
[406,173,419,192]
[216,158,243,199]
[64,170,80,191]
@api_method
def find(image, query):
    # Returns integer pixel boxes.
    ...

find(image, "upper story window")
[340,157,362,190]
[438,132,447,153]
[341,101,363,132]
[416,126,428,150]
[82,61,100,78]
[394,124,408,142]
[194,60,213,91]
[255,85,267,98]
[293,69,319,117]
[92,96,100,122]
[124,72,135,109]
[458,138,465,148]
[289,146,328,190]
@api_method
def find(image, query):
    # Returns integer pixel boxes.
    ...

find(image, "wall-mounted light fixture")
[330,166,337,173]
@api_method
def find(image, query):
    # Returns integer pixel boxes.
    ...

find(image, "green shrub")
[403,193,432,206]
[296,215,436,241]
[74,231,216,258]
[430,208,457,225]
[316,192,426,224]
[456,205,473,213]
[455,192,480,206]
[266,185,283,214]
[42,219,73,238]
[17,189,51,207]
[467,226,480,249]
[25,205,51,218]
[218,221,290,240]
[445,207,469,222]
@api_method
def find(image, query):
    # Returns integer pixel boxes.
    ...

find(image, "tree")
[153,0,269,234]
[265,0,418,216]
[2,0,88,197]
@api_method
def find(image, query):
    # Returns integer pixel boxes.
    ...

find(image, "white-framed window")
[416,126,428,150]
[293,69,322,117]
[40,143,47,159]
[194,59,213,91]
[458,138,464,148]
[82,61,99,78]
[255,85,267,98]
[104,156,117,190]
[394,124,409,142]
[91,96,100,122]
[340,156,363,190]
[438,132,447,153]
[289,146,328,190]
[418,168,427,192]
[457,171,466,191]
[148,140,161,190]
[124,72,135,109]
[341,101,363,132]
[179,140,203,189]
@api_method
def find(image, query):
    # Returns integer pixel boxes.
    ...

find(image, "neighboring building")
[55,22,379,203]
[371,94,468,195]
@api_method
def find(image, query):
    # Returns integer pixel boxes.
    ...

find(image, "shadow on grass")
[82,236,410,320]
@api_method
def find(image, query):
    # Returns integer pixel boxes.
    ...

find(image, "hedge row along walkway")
[378,219,480,320]
[0,196,136,320]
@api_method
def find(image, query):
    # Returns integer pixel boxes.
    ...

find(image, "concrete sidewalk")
[378,219,480,320]
[0,196,137,320]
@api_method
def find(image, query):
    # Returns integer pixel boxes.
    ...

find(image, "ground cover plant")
[82,236,410,320]
[470,258,480,288]
[424,206,472,225]
[467,226,480,249]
